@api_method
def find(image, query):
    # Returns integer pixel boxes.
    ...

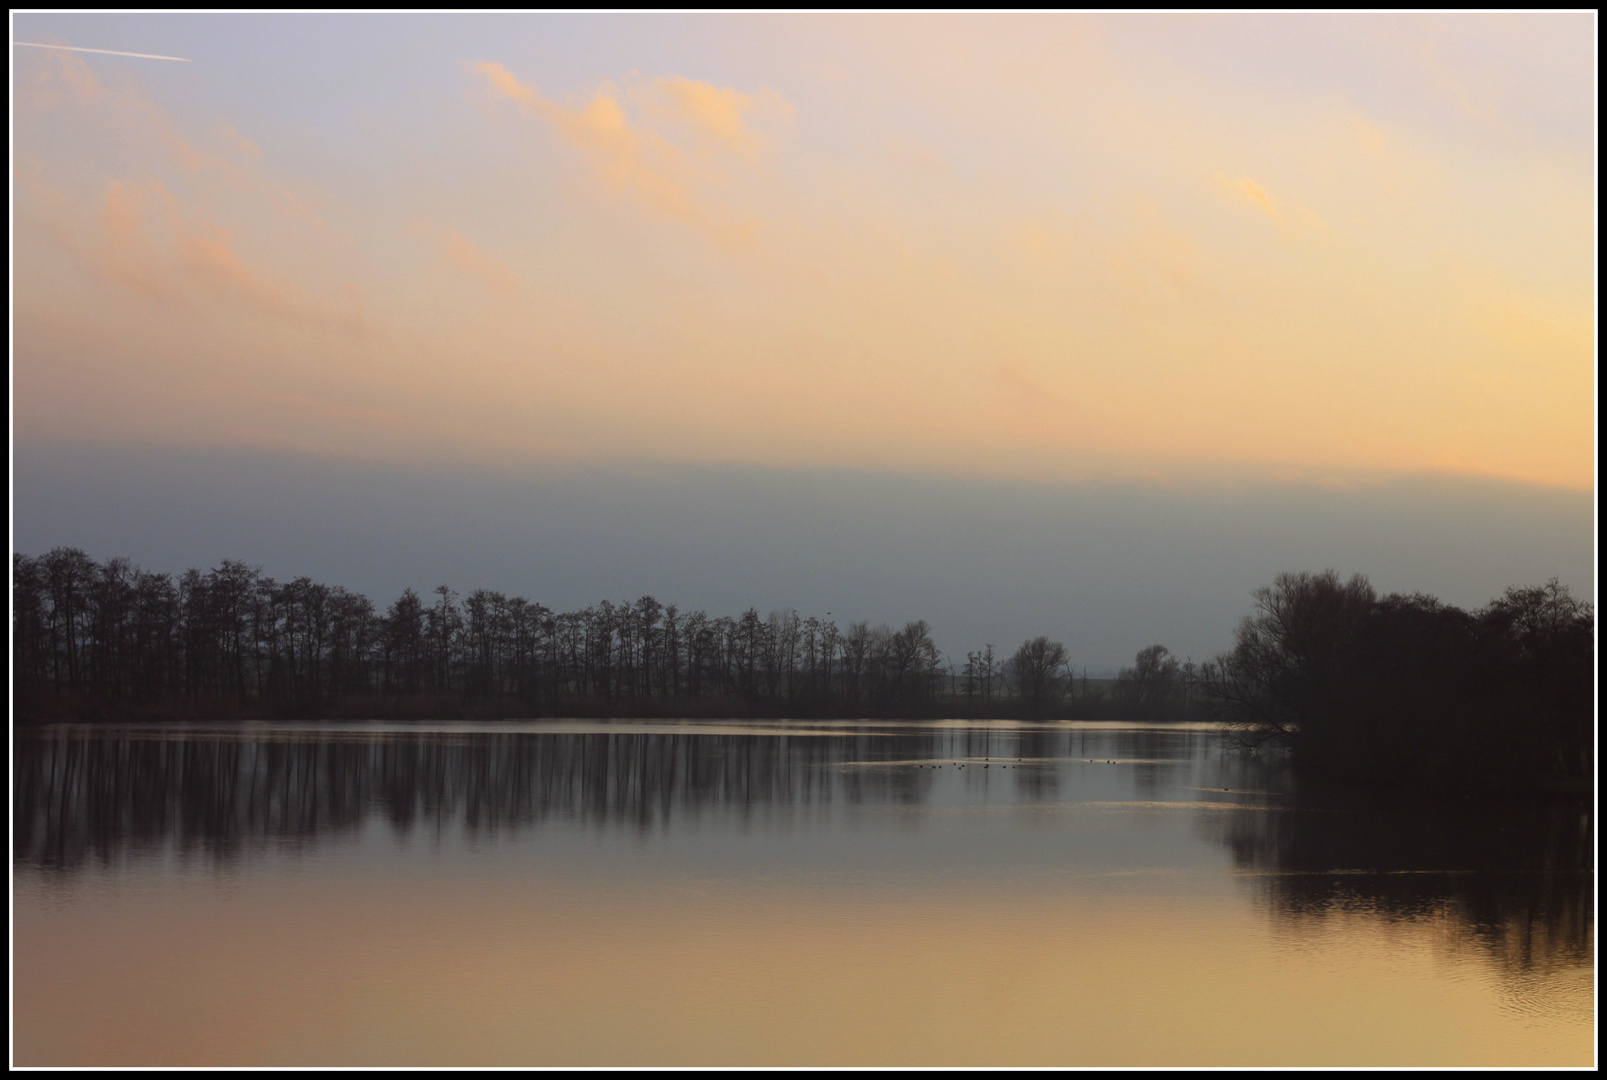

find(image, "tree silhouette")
[1202,570,1592,794]
[1008,636,1069,714]
[1115,644,1181,718]
[12,548,1594,789]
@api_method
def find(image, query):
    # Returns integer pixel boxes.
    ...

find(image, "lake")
[11,719,1593,1066]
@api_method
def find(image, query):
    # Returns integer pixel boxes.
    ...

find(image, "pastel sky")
[9,14,1596,662]
[13,13,1595,487]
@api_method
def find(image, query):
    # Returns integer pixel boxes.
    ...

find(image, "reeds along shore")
[12,551,1593,795]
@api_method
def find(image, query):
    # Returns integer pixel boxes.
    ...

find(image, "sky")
[10,13,1597,665]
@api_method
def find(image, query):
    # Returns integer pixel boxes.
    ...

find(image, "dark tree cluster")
[15,548,1111,722]
[1202,570,1594,795]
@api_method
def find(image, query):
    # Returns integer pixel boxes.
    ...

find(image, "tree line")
[14,550,1592,795]
[12,548,1190,722]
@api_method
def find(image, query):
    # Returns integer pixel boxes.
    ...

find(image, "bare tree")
[1008,636,1069,714]
[1115,644,1181,718]
[1200,570,1376,745]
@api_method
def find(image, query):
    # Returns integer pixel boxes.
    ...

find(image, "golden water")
[12,721,1594,1066]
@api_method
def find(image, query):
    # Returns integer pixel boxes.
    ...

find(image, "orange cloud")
[473,61,759,251]
[82,179,360,333]
[99,181,174,301]
[18,48,360,334]
[1218,176,1336,242]
[13,22,1591,491]
[1236,177,1281,221]
[173,210,293,314]
[265,183,332,231]
[647,76,768,154]
[473,63,688,207]
[658,77,751,146]
[410,219,521,299]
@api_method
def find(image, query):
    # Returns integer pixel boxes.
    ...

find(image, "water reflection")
[1209,754,1593,980]
[17,723,1120,869]
[13,721,1592,985]
[17,726,912,868]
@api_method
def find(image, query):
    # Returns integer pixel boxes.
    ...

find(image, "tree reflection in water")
[14,724,1591,984]
[13,725,956,870]
[1205,746,1592,980]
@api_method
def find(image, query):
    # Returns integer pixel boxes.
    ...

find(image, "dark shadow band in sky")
[11,442,1593,668]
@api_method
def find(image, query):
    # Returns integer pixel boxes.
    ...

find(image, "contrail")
[15,41,190,62]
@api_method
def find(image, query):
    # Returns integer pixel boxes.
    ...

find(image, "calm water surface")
[12,720,1594,1066]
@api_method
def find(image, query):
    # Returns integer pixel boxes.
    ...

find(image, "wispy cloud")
[473,61,765,252]
[17,46,359,333]
[88,179,363,332]
[99,180,175,300]
[1234,177,1281,223]
[11,17,1592,490]
[643,76,791,156]
[410,219,521,299]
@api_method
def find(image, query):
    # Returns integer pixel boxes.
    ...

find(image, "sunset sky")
[11,13,1595,662]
